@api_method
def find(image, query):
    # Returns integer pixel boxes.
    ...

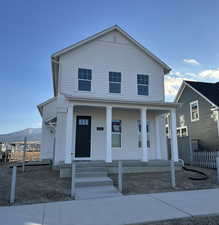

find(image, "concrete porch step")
[76,161,107,167]
[75,176,113,187]
[75,185,122,200]
[60,166,107,178]
[76,171,108,177]
[76,166,107,172]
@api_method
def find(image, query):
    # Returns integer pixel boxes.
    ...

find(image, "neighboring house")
[38,25,179,165]
[175,80,219,151]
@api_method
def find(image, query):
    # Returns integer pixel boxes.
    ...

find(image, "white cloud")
[164,76,184,97]
[183,58,200,66]
[185,72,196,77]
[169,71,183,77]
[199,68,219,80]
[164,75,197,99]
[165,67,219,101]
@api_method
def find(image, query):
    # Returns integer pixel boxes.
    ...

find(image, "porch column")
[141,107,148,161]
[155,113,162,159]
[65,102,74,164]
[106,106,112,162]
[170,109,179,161]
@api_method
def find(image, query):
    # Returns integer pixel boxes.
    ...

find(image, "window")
[109,72,121,93]
[137,120,150,148]
[177,126,188,137]
[190,100,199,121]
[165,126,169,136]
[78,68,92,91]
[78,119,89,126]
[112,120,121,148]
[137,74,149,96]
[181,127,188,136]
[177,128,181,136]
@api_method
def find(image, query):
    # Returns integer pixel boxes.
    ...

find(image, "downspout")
[211,107,219,137]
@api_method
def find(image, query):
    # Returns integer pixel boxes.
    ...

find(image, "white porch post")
[155,113,162,159]
[65,102,74,164]
[170,109,179,162]
[106,106,112,162]
[141,107,148,161]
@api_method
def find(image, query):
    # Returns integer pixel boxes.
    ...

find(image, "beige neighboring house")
[38,25,179,165]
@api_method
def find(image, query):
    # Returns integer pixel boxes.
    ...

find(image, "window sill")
[109,92,122,95]
[136,94,149,97]
[74,90,96,94]
[191,119,199,122]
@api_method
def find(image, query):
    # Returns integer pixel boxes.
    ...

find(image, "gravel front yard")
[0,165,218,206]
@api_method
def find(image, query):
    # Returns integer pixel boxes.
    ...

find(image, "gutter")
[63,93,179,108]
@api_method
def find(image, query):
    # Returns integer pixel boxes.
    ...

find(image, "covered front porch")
[60,98,179,165]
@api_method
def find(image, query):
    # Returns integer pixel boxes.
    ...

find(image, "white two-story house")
[38,25,179,166]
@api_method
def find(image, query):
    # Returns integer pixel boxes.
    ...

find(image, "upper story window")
[137,74,149,96]
[78,68,92,91]
[190,100,199,122]
[109,72,121,93]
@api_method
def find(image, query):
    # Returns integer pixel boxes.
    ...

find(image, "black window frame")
[78,68,92,91]
[109,72,121,94]
[137,74,149,96]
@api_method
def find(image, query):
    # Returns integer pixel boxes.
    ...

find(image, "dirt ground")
[109,166,219,195]
[134,214,219,225]
[0,165,218,206]
[0,165,71,206]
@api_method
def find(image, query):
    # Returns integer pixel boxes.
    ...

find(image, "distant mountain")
[0,128,41,143]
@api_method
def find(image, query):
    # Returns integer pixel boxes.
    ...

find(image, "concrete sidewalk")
[1,188,219,225]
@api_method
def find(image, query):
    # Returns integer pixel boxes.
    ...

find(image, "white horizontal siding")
[59,30,165,102]
[43,99,57,121]
[72,107,167,161]
[40,122,55,160]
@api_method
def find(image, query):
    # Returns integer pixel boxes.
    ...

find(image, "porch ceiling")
[74,105,168,113]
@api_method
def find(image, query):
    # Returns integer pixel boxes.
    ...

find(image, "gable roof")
[51,25,171,96]
[175,80,219,107]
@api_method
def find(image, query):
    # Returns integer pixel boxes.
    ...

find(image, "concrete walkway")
[1,188,219,225]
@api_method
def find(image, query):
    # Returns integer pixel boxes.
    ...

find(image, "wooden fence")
[192,151,218,169]
[10,151,40,162]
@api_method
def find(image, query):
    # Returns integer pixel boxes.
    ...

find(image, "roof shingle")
[185,80,219,107]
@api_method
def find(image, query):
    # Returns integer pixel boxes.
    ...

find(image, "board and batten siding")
[59,30,165,102]
[177,85,219,151]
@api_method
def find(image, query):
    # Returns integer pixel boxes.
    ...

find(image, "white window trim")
[78,68,92,92]
[190,100,199,122]
[112,120,122,149]
[137,74,149,96]
[177,126,188,137]
[109,72,121,94]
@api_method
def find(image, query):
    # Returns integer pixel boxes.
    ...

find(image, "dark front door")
[75,116,91,158]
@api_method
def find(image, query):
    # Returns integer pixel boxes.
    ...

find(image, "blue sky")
[1,0,219,134]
